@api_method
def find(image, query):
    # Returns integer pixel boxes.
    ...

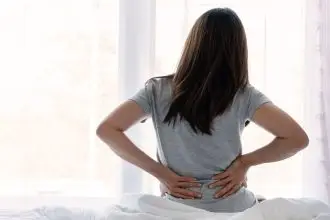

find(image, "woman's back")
[97,7,308,214]
[131,77,270,179]
[130,77,270,212]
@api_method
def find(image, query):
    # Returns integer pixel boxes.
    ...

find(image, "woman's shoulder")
[144,75,173,95]
[234,84,271,120]
[235,84,265,100]
[146,74,173,86]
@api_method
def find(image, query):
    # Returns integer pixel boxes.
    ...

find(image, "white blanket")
[0,194,329,220]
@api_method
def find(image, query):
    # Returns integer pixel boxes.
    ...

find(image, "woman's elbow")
[301,132,310,148]
[293,129,309,150]
[96,120,123,140]
[96,122,106,139]
[96,122,114,140]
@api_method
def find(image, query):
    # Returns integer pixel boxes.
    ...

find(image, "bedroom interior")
[0,0,329,219]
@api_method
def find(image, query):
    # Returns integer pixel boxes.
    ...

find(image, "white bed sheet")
[0,194,329,220]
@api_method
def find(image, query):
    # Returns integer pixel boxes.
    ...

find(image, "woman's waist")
[186,179,241,200]
[169,167,226,180]
[164,185,257,212]
[165,185,256,208]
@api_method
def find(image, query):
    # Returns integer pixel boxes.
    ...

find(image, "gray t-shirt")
[130,77,271,212]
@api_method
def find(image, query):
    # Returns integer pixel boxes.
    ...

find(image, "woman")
[97,8,309,213]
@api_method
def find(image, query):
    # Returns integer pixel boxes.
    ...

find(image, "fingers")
[177,181,201,188]
[222,185,240,198]
[164,175,202,199]
[167,180,202,199]
[171,188,201,198]
[208,177,231,188]
[212,171,230,180]
[214,183,236,198]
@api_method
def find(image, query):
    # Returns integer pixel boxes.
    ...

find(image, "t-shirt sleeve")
[129,82,152,115]
[241,85,272,120]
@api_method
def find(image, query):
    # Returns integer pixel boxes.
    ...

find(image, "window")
[0,0,307,199]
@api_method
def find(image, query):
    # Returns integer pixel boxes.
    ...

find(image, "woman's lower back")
[163,179,257,213]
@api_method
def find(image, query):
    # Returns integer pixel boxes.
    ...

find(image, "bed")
[0,194,329,219]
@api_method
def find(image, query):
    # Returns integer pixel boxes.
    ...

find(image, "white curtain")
[0,0,328,202]
[303,0,330,203]
[320,0,330,202]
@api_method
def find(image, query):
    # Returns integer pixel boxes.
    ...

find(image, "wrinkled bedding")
[0,194,329,219]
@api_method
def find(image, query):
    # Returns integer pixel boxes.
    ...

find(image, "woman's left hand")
[209,156,250,198]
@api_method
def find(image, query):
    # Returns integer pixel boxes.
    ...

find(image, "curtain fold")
[118,0,156,193]
[319,0,330,202]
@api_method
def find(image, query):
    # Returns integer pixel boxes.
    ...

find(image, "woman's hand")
[160,175,247,198]
[209,156,250,198]
[156,167,202,199]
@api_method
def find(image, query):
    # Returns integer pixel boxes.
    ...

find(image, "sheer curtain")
[303,0,330,203]
[320,0,330,202]
[0,0,328,202]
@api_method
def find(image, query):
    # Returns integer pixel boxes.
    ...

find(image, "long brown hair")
[163,8,249,135]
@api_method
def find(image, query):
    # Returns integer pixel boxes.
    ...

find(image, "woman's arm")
[96,100,165,177]
[210,103,309,198]
[96,100,201,198]
[241,103,309,166]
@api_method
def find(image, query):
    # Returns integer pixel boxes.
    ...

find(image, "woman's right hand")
[156,167,202,199]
